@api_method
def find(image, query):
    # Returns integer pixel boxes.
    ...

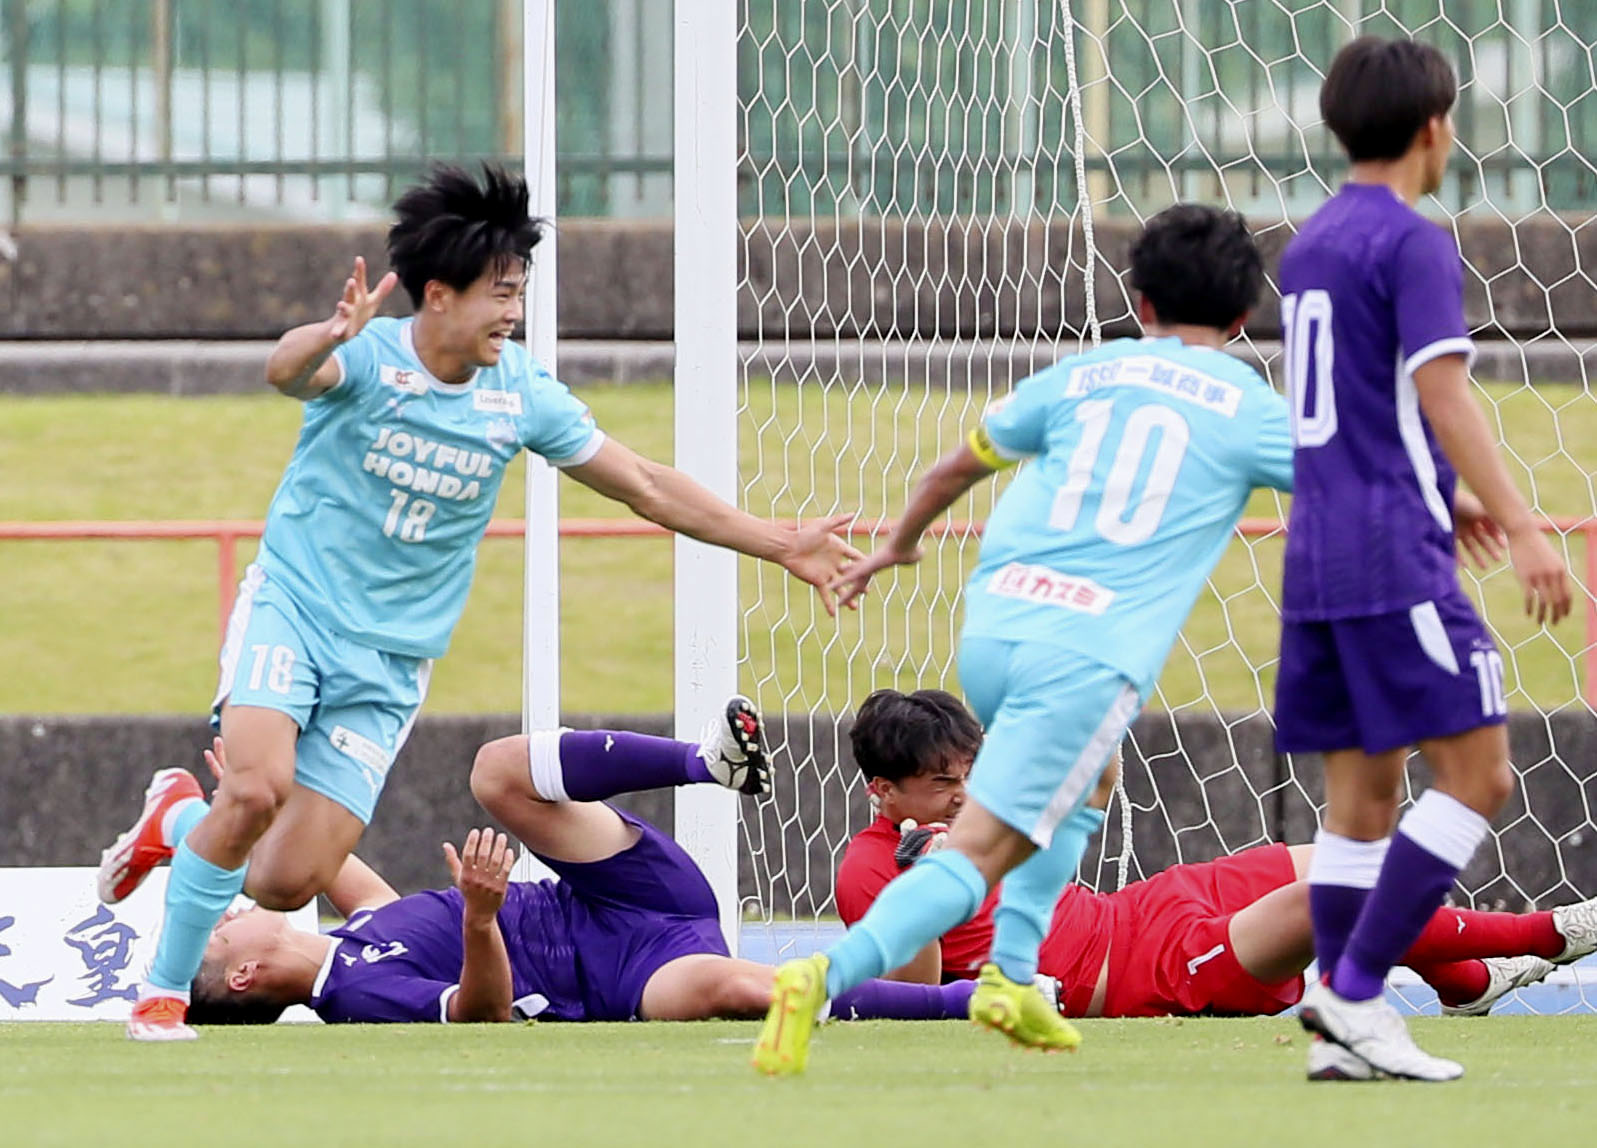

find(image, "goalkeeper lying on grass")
[838,688,1597,1020]
[179,699,975,1025]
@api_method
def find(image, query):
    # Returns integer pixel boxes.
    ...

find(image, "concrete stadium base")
[4,710,1593,916]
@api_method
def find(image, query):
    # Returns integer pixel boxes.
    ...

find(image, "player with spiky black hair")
[99,163,861,1042]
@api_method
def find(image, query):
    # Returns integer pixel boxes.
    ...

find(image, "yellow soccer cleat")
[968,963,1082,1052]
[751,954,829,1077]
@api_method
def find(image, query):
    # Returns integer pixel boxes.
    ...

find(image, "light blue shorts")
[211,565,432,824]
[957,635,1141,848]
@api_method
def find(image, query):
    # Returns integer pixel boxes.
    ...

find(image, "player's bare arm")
[443,827,516,1023]
[1413,354,1572,624]
[1452,488,1507,572]
[832,441,996,609]
[264,255,398,400]
[565,437,863,617]
[201,737,399,916]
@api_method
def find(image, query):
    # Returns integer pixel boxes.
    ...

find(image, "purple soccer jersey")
[310,884,587,1023]
[1273,184,1506,754]
[1278,182,1475,621]
[309,812,728,1024]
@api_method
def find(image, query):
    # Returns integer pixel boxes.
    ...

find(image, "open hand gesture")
[443,828,515,921]
[779,513,866,617]
[830,543,924,611]
[327,256,398,343]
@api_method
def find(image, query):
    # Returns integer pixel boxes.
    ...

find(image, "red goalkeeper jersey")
[836,815,1113,1012]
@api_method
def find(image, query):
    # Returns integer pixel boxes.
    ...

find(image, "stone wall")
[6,217,1590,393]
[4,217,1594,341]
[5,711,1593,913]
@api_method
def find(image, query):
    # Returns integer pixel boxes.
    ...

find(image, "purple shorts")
[1274,590,1506,755]
[540,809,728,1021]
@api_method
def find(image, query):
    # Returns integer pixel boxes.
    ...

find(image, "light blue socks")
[823,849,989,997]
[990,806,1106,984]
[168,799,208,849]
[147,831,248,996]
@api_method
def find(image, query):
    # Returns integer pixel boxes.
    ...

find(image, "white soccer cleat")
[1437,955,1555,1018]
[698,695,770,796]
[1033,973,1063,1014]
[1298,981,1463,1082]
[1550,897,1597,964]
[127,995,198,1042]
[1306,1035,1375,1082]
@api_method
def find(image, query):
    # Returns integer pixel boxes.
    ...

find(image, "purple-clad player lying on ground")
[185,699,975,1026]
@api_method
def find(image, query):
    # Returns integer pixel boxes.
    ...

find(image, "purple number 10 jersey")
[1278,183,1475,620]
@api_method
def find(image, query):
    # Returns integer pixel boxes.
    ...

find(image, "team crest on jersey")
[484,417,519,449]
[380,365,429,396]
[473,390,524,415]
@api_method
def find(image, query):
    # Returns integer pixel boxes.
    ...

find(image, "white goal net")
[724,0,1597,1012]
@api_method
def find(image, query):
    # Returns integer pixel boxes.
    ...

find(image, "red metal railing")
[2,516,1593,704]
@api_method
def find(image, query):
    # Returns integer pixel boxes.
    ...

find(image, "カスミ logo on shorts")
[987,562,1116,616]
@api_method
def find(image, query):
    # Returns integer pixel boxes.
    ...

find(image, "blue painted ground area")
[737,921,1597,1016]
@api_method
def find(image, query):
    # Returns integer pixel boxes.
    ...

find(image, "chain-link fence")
[7,1,1594,225]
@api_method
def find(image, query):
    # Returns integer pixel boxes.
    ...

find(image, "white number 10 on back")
[1282,290,1337,448]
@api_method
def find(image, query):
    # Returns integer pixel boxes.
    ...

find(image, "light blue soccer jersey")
[963,336,1293,697]
[257,316,602,658]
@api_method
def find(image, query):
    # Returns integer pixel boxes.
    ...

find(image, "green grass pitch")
[0,382,1591,714]
[5,1016,1595,1147]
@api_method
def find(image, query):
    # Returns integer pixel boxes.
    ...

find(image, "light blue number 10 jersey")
[962,336,1294,697]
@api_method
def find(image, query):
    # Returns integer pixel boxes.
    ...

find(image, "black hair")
[387,163,547,309]
[849,689,983,784]
[185,953,289,1027]
[1128,203,1263,331]
[1321,37,1457,162]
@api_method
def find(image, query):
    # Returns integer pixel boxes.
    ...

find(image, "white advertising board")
[0,867,319,1022]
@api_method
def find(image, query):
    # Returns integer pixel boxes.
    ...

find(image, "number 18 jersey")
[964,337,1293,697]
[257,316,602,659]
[1278,183,1475,621]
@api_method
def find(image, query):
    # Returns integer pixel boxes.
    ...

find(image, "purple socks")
[529,729,714,803]
[1330,791,1491,1002]
[831,978,976,1021]
[1306,829,1389,981]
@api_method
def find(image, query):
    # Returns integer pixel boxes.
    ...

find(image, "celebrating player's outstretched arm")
[831,444,997,609]
[567,438,864,617]
[264,256,399,400]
